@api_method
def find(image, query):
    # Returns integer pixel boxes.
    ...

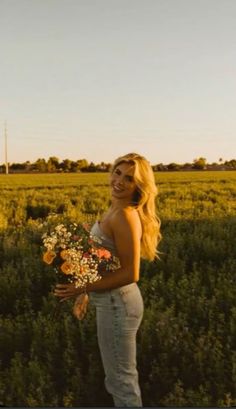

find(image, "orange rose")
[43,251,56,265]
[61,261,74,275]
[95,248,111,259]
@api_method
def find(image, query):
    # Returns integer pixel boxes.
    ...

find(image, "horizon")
[1,0,236,165]
[1,155,235,167]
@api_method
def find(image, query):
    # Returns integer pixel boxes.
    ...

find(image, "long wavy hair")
[111,153,161,261]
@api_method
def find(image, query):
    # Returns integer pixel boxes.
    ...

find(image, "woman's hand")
[54,283,83,302]
[73,293,89,320]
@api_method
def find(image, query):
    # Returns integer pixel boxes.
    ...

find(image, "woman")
[54,153,161,407]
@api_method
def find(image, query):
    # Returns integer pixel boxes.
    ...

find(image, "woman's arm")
[54,208,141,301]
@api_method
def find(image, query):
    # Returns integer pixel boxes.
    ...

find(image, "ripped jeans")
[90,282,144,407]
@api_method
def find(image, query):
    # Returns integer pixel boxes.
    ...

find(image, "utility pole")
[4,121,8,174]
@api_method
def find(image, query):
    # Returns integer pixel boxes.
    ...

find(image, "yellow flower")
[43,251,56,265]
[61,261,74,275]
[60,250,70,260]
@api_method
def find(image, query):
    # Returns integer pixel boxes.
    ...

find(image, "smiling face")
[110,162,138,204]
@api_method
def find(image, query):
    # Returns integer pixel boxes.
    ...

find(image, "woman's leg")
[95,283,143,407]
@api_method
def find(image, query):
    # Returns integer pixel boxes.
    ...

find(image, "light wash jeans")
[90,282,144,407]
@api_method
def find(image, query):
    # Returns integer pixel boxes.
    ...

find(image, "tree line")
[1,156,236,173]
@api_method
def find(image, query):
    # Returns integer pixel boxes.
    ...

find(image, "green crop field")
[0,171,236,407]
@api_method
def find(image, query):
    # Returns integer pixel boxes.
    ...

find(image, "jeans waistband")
[90,282,137,298]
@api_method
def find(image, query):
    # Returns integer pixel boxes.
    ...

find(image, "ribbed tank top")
[90,221,118,256]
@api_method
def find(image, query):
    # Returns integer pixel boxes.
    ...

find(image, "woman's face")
[110,162,137,203]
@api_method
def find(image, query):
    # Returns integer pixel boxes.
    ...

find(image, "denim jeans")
[90,282,144,407]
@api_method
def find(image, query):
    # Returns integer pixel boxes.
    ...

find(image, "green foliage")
[0,171,236,406]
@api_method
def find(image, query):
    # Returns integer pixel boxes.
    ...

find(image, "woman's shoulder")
[111,207,142,237]
[111,206,138,222]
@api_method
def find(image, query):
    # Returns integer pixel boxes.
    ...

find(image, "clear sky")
[0,0,236,165]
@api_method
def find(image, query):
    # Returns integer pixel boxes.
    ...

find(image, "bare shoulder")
[111,207,142,239]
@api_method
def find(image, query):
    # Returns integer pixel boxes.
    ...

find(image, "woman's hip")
[90,282,144,322]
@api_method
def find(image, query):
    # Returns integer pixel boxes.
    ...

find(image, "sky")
[0,0,236,165]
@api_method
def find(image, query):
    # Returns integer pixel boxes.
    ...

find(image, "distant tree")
[153,163,168,171]
[60,159,72,172]
[182,163,193,170]
[96,162,111,172]
[167,162,180,171]
[10,163,27,171]
[70,161,79,172]
[76,159,89,172]
[24,161,32,171]
[47,157,59,172]
[193,157,207,170]
[224,159,236,169]
[34,158,47,172]
[11,161,32,172]
[86,162,97,172]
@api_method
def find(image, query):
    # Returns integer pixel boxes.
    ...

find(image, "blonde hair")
[111,153,161,261]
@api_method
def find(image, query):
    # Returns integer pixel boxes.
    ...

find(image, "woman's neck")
[110,197,134,211]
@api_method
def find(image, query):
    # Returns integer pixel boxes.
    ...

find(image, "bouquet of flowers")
[42,222,119,289]
[42,222,120,319]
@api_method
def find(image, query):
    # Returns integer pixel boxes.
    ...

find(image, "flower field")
[0,171,236,407]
